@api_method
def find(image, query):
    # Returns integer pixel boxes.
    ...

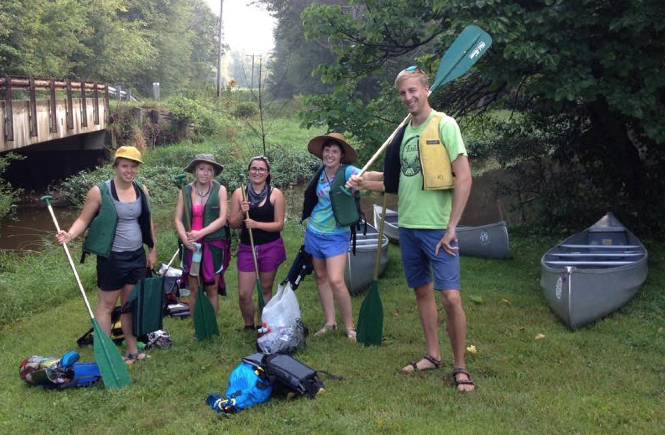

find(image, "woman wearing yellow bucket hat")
[55,146,157,364]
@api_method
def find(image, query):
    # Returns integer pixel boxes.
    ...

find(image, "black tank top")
[241,186,280,245]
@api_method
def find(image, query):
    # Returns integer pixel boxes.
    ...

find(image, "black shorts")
[96,247,147,291]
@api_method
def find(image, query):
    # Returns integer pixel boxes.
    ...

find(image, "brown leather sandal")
[401,353,441,373]
[452,367,475,391]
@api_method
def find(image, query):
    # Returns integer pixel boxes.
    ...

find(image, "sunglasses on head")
[404,65,425,74]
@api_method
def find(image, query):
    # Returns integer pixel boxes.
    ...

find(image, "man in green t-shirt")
[348,67,474,392]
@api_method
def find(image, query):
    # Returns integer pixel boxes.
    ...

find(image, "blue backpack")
[207,353,272,413]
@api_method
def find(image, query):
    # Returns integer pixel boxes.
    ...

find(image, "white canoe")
[374,205,510,258]
[372,204,399,243]
[540,213,648,329]
[345,222,390,296]
[457,221,510,259]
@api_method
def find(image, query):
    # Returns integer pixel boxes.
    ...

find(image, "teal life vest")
[82,180,153,260]
[181,181,226,241]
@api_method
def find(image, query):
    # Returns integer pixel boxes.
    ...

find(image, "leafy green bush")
[217,147,319,192]
[0,153,24,228]
[233,101,258,119]
[165,96,225,137]
[54,163,180,207]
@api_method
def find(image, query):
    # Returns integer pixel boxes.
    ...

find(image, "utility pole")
[258,55,266,154]
[216,0,224,98]
[250,55,255,90]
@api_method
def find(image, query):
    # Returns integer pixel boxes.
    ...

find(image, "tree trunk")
[580,97,644,200]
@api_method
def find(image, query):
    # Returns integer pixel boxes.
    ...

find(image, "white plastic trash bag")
[261,281,301,330]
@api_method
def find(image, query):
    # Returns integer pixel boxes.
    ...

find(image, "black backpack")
[76,306,148,346]
[77,306,125,346]
[262,353,341,398]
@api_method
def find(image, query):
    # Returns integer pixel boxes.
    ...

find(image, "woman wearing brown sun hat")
[302,133,361,342]
[175,154,229,318]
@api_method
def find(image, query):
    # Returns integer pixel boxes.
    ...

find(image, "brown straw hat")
[307,132,358,164]
[184,154,224,175]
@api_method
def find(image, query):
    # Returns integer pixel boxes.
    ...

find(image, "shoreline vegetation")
[1,133,664,434]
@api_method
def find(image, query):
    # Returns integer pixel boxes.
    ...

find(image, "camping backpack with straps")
[207,353,273,414]
[263,353,341,398]
[76,306,148,346]
[77,306,125,346]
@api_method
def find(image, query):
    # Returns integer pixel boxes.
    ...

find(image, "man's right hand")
[346,174,364,190]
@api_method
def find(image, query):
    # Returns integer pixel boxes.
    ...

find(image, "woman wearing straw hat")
[175,154,228,317]
[55,146,157,364]
[302,133,361,341]
[229,155,287,330]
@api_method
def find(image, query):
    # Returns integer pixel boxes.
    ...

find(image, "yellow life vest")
[418,111,454,190]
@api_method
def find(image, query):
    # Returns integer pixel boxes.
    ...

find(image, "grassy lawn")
[1,127,664,434]
[1,222,664,434]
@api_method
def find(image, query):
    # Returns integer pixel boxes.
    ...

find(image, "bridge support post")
[4,74,14,142]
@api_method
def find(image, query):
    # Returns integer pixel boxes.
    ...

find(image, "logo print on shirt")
[401,136,421,177]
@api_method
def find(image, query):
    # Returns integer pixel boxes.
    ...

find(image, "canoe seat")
[545,260,636,266]
[559,244,640,250]
[587,229,627,246]
[553,252,643,258]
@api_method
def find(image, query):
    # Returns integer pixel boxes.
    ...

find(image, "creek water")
[1,172,511,253]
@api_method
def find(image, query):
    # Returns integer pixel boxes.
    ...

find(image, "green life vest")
[302,165,360,228]
[82,180,153,259]
[181,181,226,241]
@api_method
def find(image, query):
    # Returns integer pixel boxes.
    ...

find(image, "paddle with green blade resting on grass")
[40,195,131,390]
[173,174,219,340]
[241,185,267,313]
[356,193,389,346]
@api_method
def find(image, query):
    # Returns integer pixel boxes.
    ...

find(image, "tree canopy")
[295,0,665,232]
[0,0,218,97]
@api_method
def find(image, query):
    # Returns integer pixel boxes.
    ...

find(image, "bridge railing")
[0,76,113,143]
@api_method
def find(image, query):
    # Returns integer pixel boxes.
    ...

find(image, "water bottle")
[190,243,202,277]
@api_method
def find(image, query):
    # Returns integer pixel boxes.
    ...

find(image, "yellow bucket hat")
[114,146,144,164]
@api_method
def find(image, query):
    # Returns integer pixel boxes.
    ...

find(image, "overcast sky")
[204,0,276,54]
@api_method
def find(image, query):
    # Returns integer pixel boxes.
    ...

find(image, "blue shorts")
[399,227,460,291]
[304,226,350,259]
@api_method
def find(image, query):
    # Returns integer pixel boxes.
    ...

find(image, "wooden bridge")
[0,76,112,153]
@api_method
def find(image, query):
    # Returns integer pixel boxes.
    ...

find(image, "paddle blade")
[193,286,219,341]
[431,25,492,91]
[257,279,266,312]
[92,320,131,390]
[356,282,383,346]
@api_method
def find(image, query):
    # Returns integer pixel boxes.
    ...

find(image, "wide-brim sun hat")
[184,154,224,175]
[307,132,358,164]
[114,146,144,164]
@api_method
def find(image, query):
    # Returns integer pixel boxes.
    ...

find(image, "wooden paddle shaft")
[241,185,261,278]
[374,194,390,280]
[44,203,95,319]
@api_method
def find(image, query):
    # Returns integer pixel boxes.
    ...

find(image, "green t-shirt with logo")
[398,110,467,229]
